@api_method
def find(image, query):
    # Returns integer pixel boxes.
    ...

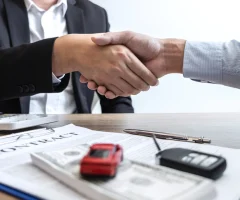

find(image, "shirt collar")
[24,0,32,11]
[24,0,68,16]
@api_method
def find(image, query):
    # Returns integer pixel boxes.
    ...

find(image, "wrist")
[57,34,99,76]
[52,35,76,76]
[159,39,186,75]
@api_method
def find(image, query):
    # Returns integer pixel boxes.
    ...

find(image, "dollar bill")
[31,145,216,200]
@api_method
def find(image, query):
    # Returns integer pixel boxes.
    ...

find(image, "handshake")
[53,31,186,99]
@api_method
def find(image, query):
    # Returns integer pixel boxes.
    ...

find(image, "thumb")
[91,33,112,46]
[91,31,133,46]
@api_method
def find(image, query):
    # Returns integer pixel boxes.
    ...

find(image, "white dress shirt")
[183,40,240,89]
[24,0,77,114]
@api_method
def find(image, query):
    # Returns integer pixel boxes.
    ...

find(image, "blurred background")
[91,0,240,113]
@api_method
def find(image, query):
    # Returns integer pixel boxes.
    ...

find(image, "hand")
[80,31,185,99]
[52,34,159,96]
[80,31,162,98]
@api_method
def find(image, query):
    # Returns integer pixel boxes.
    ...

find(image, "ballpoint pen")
[123,129,211,144]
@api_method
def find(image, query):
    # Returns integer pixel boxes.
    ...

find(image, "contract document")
[0,124,239,200]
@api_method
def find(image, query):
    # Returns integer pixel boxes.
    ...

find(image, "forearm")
[0,38,56,100]
[183,40,240,89]
[160,38,240,89]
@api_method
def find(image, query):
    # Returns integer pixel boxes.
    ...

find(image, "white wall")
[91,0,240,113]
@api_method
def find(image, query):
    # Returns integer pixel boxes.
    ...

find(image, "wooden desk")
[1,113,240,199]
[57,113,240,149]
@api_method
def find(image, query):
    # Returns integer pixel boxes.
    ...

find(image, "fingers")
[105,84,123,97]
[87,81,98,90]
[82,79,118,98]
[79,75,89,83]
[86,77,138,97]
[96,85,118,99]
[86,82,119,99]
[85,80,142,100]
[91,31,133,46]
[92,33,159,88]
[97,86,108,95]
[117,78,140,96]
[80,52,158,95]
[118,63,149,92]
[86,78,138,98]
[78,43,159,97]
[105,91,117,99]
[126,52,159,87]
[79,76,98,90]
[80,76,128,97]
[79,76,99,91]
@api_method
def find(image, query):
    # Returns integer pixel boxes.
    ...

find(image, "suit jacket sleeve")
[98,9,134,113]
[183,40,240,89]
[0,38,69,101]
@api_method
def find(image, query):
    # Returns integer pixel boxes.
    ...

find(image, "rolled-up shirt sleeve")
[183,40,240,89]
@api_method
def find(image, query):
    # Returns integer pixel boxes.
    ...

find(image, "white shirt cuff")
[183,41,223,84]
[52,73,65,84]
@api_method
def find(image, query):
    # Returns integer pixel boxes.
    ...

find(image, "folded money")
[31,144,216,200]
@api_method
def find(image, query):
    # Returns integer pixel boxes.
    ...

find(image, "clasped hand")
[64,33,160,98]
[53,32,184,99]
[79,31,185,99]
[79,31,167,99]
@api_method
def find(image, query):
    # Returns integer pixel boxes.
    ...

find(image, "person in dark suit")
[0,0,158,113]
[0,0,158,105]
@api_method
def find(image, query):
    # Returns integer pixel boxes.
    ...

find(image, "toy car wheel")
[121,154,124,162]
[112,168,117,178]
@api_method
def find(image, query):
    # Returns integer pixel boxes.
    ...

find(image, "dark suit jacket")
[0,0,134,113]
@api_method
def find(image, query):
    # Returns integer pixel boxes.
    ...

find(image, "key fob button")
[181,156,192,163]
[188,153,199,158]
[200,157,218,167]
[191,155,208,165]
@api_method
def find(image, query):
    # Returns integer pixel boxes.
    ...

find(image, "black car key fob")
[155,148,227,180]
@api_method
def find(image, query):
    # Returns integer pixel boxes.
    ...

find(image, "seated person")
[0,0,144,113]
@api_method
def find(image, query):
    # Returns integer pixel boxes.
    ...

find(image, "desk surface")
[57,113,240,149]
[1,113,240,199]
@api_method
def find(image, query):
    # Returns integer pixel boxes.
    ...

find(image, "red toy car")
[80,143,123,177]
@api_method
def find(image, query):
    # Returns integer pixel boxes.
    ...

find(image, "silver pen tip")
[195,137,211,143]
[202,138,211,143]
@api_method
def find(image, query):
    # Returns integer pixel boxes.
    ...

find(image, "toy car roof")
[90,143,116,150]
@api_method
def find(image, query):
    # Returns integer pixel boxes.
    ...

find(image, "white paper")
[31,145,215,200]
[0,124,239,200]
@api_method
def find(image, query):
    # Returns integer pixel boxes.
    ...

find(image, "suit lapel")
[66,1,90,113]
[66,1,86,34]
[3,0,30,113]
[3,0,30,46]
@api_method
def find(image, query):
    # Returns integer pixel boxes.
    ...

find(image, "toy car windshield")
[89,149,110,158]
